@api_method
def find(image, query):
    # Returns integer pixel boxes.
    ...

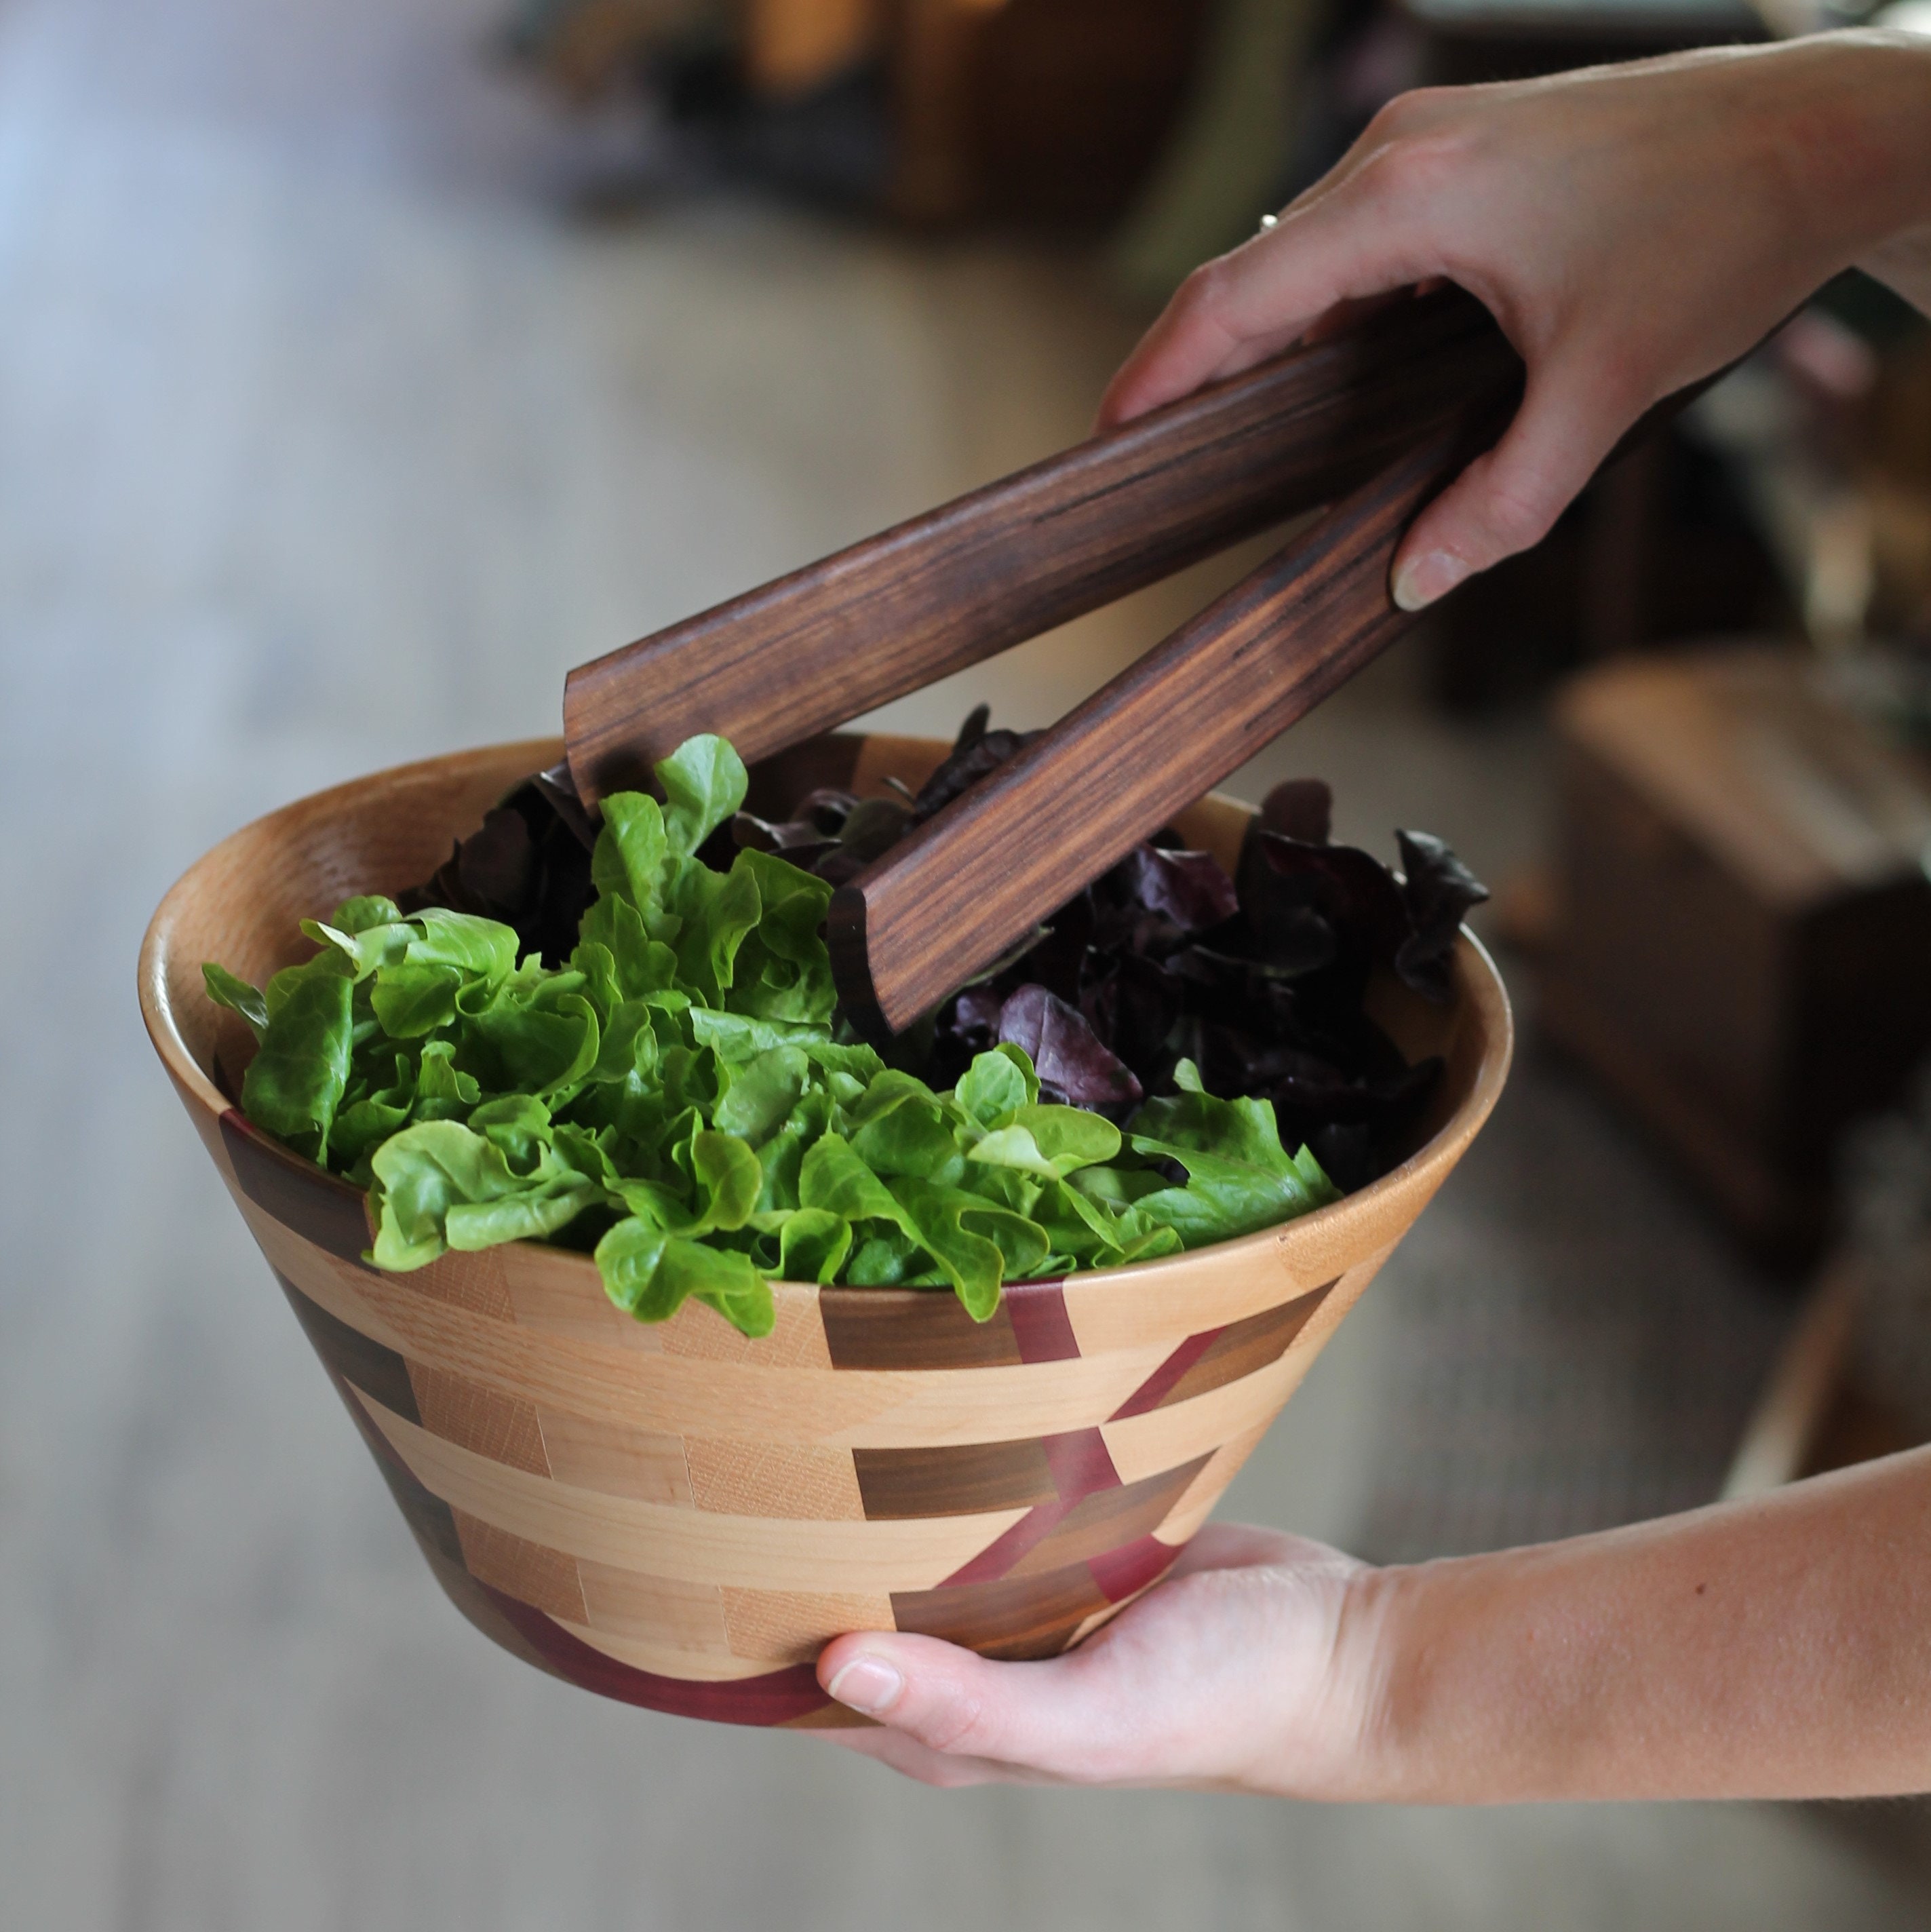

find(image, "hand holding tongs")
[562,289,1525,1037]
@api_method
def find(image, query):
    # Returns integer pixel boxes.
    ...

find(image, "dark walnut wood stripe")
[307,1340,467,1570]
[894,1522,1198,1661]
[821,1287,1024,1370]
[1109,1279,1337,1421]
[276,1270,421,1424]
[222,1110,374,1265]
[854,1422,1118,1522]
[893,1560,1114,1661]
[821,1280,1083,1371]
[854,1438,1058,1519]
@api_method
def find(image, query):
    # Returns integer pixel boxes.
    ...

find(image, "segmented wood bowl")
[139,733,1510,1727]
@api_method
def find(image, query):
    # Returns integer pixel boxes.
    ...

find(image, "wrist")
[1302,1556,1434,1803]
[1328,1546,1558,1805]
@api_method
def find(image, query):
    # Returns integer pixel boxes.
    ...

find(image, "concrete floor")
[3,0,1928,1925]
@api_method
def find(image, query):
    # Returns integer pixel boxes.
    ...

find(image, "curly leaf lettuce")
[206,733,1338,1334]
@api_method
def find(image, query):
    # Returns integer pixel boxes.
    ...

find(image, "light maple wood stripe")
[354,1393,1032,1589]
[720,1587,893,1663]
[1059,1227,1324,1357]
[410,1247,515,1321]
[1284,1250,1392,1367]
[1146,1417,1274,1548]
[499,1242,665,1352]
[412,1366,549,1475]
[319,1265,1173,1446]
[496,1245,833,1364]
[663,1291,832,1370]
[554,1621,785,1682]
[450,1508,587,1623]
[577,1559,731,1650]
[686,1441,865,1521]
[537,1410,693,1505]
[1061,1213,1400,1357]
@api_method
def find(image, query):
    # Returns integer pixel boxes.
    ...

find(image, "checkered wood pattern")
[139,735,1510,1726]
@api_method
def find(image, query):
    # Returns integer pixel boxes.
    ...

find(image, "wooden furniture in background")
[1401,0,1761,89]
[1723,1252,1920,1499]
[1543,647,1931,1266]
[139,734,1510,1725]
[1390,0,1787,711]
[746,0,882,96]
[889,0,1212,225]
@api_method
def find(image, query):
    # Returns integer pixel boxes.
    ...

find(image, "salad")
[204,719,1483,1336]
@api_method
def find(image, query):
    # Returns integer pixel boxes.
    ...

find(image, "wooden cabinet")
[1543,647,1931,1264]
[889,0,1212,225]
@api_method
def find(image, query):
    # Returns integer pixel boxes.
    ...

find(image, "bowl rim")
[138,735,1513,1295]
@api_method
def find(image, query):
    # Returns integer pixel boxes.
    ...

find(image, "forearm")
[1344,1447,1931,1803]
[1837,31,1931,315]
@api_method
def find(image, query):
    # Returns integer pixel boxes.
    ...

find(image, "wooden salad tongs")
[562,287,1527,1039]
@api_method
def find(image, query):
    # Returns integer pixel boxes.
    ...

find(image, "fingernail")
[826,1655,905,1716]
[1391,550,1468,612]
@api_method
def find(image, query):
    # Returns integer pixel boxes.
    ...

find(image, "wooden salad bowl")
[138,733,1512,1728]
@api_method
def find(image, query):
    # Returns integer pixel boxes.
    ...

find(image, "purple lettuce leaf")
[996,984,1143,1112]
[1394,829,1490,1001]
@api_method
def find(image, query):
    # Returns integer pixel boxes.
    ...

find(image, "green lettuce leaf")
[242,953,355,1159]
[202,962,268,1041]
[657,734,748,857]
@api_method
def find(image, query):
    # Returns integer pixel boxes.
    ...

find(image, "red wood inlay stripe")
[1040,1427,1121,1501]
[1006,1281,1081,1361]
[939,1499,1076,1587]
[1087,1534,1181,1604]
[477,1583,831,1725]
[939,1436,1169,1589]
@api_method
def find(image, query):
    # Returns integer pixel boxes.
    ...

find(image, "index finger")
[1097,157,1454,427]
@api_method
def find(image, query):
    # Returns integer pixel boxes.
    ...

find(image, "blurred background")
[6,0,1931,1923]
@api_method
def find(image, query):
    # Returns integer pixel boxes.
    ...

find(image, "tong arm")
[562,288,1519,806]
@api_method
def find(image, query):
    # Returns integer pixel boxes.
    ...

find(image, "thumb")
[817,1630,1134,1779]
[1391,350,1639,611]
